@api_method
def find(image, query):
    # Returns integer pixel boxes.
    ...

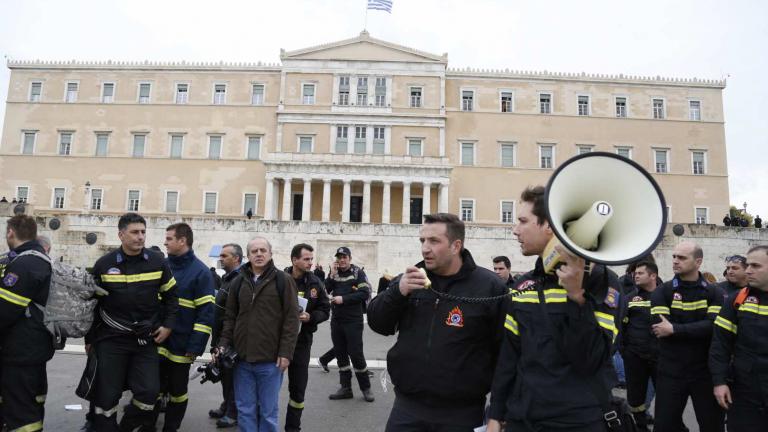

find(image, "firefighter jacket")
[160,249,215,362]
[710,288,768,400]
[90,247,178,342]
[284,267,330,336]
[650,274,723,378]
[0,240,54,365]
[325,264,370,322]
[368,249,507,414]
[489,259,620,427]
[619,285,659,360]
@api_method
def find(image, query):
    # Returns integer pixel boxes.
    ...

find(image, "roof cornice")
[6,59,281,71]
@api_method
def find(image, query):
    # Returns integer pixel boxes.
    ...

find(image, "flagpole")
[365,2,369,30]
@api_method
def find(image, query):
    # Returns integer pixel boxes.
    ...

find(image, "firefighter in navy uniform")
[650,241,725,432]
[284,243,330,432]
[488,187,619,432]
[149,223,215,431]
[326,246,374,402]
[0,215,54,432]
[89,213,178,431]
[619,261,660,430]
[710,245,768,432]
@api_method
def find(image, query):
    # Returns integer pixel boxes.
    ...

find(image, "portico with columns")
[263,159,451,224]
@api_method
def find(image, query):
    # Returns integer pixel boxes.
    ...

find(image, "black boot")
[361,388,375,402]
[328,387,353,400]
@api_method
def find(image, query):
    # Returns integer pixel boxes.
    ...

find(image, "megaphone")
[542,152,667,273]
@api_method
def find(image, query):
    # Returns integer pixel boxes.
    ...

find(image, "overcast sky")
[1,0,765,218]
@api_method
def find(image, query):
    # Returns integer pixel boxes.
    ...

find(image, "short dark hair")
[423,213,465,244]
[6,215,37,241]
[291,243,314,259]
[635,261,658,275]
[118,213,146,231]
[222,243,243,260]
[693,244,704,260]
[748,245,768,256]
[166,223,193,247]
[520,186,547,225]
[493,256,511,269]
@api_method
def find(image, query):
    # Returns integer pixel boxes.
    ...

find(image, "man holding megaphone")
[488,186,620,432]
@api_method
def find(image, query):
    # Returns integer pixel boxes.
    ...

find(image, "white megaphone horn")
[541,152,667,274]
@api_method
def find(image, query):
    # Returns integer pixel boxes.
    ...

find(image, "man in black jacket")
[209,243,243,428]
[0,215,54,432]
[368,213,506,431]
[718,254,748,295]
[284,243,330,432]
[488,186,619,432]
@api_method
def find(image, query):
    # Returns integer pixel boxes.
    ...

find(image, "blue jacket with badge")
[161,249,215,362]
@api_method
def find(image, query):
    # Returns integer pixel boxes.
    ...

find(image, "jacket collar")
[11,239,45,257]
[167,249,195,267]
[115,247,150,264]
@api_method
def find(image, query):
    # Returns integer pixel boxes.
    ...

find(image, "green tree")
[729,205,754,226]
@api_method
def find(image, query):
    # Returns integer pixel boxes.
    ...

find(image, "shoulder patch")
[516,279,536,292]
[673,292,682,301]
[632,296,643,302]
[604,287,619,308]
[745,296,759,304]
[3,272,19,287]
[107,267,122,275]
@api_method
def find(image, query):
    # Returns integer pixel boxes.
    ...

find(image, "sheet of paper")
[298,296,308,312]
[65,404,83,411]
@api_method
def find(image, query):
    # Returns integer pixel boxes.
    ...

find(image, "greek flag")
[368,0,393,13]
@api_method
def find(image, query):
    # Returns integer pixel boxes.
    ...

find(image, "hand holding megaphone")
[398,266,430,296]
[553,245,587,305]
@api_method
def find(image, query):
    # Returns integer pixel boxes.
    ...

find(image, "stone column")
[342,179,351,223]
[322,179,332,222]
[422,182,431,217]
[382,181,391,224]
[281,177,293,221]
[439,182,449,213]
[302,177,312,221]
[362,180,371,223]
[264,177,274,220]
[402,181,411,224]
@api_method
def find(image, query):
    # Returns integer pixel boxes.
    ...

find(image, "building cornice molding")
[276,112,446,127]
[264,159,452,182]
[7,59,282,72]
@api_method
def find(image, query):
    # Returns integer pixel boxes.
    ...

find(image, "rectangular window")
[22,132,36,154]
[95,133,109,157]
[90,188,103,210]
[132,134,146,158]
[165,191,179,213]
[302,84,315,105]
[16,186,29,203]
[373,126,385,154]
[243,193,257,215]
[461,142,474,165]
[501,201,515,223]
[460,199,474,222]
[354,126,366,154]
[689,100,701,121]
[500,91,513,112]
[616,147,632,159]
[102,83,115,103]
[356,77,368,106]
[692,151,706,175]
[374,77,386,107]
[540,93,552,114]
[29,82,42,102]
[540,145,554,168]
[65,82,78,102]
[299,136,313,153]
[577,145,593,155]
[695,208,708,224]
[53,188,65,209]
[214,84,227,104]
[247,136,261,160]
[251,84,265,105]
[500,143,515,167]
[138,83,151,104]
[176,84,189,104]
[127,190,141,211]
[410,87,422,108]
[408,139,422,157]
[59,132,72,156]
[170,135,184,159]
[653,98,665,119]
[615,97,627,118]
[578,95,590,116]
[461,90,474,111]
[338,76,350,106]
[208,135,222,159]
[335,126,348,153]
[655,149,669,173]
[204,192,217,214]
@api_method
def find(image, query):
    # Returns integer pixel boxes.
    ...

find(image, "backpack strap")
[16,249,53,267]
[733,287,750,309]
[275,270,285,308]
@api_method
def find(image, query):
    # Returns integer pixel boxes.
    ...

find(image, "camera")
[193,346,238,384]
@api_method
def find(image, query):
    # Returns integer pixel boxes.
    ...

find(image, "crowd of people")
[0,184,766,432]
